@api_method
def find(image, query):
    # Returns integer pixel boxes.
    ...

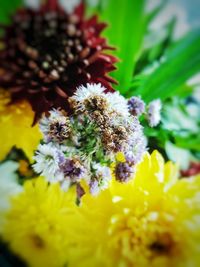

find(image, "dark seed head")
[0,1,118,123]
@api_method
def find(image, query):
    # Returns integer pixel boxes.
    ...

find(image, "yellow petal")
[0,89,41,161]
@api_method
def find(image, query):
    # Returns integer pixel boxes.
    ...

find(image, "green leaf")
[133,18,176,77]
[88,0,146,93]
[130,30,200,101]
[174,135,200,151]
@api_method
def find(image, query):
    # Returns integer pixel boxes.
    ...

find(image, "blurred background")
[172,0,200,27]
[147,0,200,39]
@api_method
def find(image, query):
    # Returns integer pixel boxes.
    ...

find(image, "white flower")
[33,143,64,183]
[39,109,67,142]
[39,109,62,135]
[106,91,129,117]
[72,83,105,103]
[93,163,112,190]
[0,161,22,233]
[147,99,162,127]
[60,0,80,13]
[89,163,112,195]
[72,83,129,117]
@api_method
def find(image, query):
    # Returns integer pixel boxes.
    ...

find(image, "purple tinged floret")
[115,162,135,183]
[128,96,145,116]
[89,179,100,196]
[60,158,85,182]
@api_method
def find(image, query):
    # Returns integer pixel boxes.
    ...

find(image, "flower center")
[0,4,117,120]
[108,210,178,265]
[30,234,45,249]
[11,12,85,83]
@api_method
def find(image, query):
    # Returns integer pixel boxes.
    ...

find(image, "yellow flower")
[0,89,41,161]
[2,177,76,267]
[66,151,200,267]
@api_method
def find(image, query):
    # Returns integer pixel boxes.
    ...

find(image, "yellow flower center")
[30,234,45,249]
[108,209,179,266]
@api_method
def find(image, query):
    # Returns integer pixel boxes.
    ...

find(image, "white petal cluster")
[90,163,112,195]
[33,143,64,183]
[72,83,129,117]
[147,99,162,127]
[72,83,105,103]
[106,91,129,117]
[39,109,66,142]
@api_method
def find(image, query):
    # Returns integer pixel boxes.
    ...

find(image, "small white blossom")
[89,163,112,195]
[39,109,62,135]
[128,96,145,116]
[39,109,68,143]
[106,91,129,117]
[72,83,105,103]
[33,143,64,183]
[93,163,112,190]
[147,99,162,127]
[72,83,129,117]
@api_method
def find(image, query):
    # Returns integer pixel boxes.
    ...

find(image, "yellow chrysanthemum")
[66,151,200,267]
[0,89,41,161]
[2,177,76,267]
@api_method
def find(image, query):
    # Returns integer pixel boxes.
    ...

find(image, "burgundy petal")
[0,1,118,124]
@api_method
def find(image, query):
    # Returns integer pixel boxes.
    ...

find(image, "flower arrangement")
[0,0,200,267]
[33,83,147,195]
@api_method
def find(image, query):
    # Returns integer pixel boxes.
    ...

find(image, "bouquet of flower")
[0,0,200,267]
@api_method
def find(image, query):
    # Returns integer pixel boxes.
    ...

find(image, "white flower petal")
[33,143,64,182]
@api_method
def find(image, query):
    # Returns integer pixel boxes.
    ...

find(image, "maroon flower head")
[0,0,118,124]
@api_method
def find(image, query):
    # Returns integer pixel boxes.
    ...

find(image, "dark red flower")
[0,0,117,124]
[181,162,200,177]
